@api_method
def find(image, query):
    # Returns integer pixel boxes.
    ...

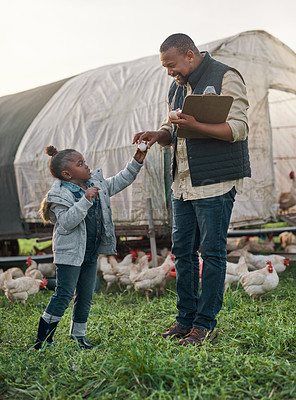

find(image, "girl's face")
[63,152,91,186]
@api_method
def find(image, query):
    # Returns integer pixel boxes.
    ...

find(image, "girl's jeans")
[172,187,235,331]
[45,257,98,325]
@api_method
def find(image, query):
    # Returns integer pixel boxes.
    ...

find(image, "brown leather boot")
[178,328,218,346]
[153,323,191,339]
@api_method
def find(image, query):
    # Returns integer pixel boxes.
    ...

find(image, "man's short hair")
[160,33,199,56]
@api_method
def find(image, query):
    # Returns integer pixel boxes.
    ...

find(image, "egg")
[138,142,147,152]
[169,109,182,120]
[169,110,179,120]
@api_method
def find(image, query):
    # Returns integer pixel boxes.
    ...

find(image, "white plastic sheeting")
[14,30,296,229]
[14,56,171,228]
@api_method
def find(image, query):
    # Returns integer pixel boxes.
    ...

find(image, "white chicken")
[26,256,56,278]
[278,171,296,212]
[225,256,249,291]
[116,255,150,291]
[240,261,279,300]
[133,254,175,300]
[25,267,44,280]
[147,254,166,268]
[0,267,24,291]
[108,254,133,275]
[242,250,289,273]
[25,257,43,279]
[97,255,121,292]
[4,269,47,307]
[130,255,149,281]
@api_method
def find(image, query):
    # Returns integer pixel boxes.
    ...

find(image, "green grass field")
[0,265,295,400]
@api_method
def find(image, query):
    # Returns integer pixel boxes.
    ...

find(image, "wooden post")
[147,198,158,267]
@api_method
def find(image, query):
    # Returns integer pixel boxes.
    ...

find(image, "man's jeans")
[172,187,236,331]
[45,258,98,324]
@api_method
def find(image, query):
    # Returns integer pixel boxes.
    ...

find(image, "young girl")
[35,145,146,349]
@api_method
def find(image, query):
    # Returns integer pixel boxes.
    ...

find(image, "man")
[133,33,251,346]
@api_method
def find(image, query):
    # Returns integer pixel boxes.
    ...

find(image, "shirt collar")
[187,51,210,90]
[61,180,91,193]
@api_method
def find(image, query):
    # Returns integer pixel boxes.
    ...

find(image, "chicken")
[226,236,250,252]
[38,262,56,278]
[129,249,145,262]
[242,250,289,273]
[244,236,275,253]
[227,246,249,258]
[285,244,296,253]
[133,254,175,300]
[25,256,43,279]
[97,255,121,292]
[279,231,296,249]
[160,247,170,258]
[108,254,133,275]
[116,255,150,291]
[225,256,249,291]
[5,290,29,307]
[0,267,24,291]
[130,255,149,281]
[26,256,56,278]
[240,261,279,300]
[149,255,166,268]
[278,171,296,212]
[4,269,47,308]
[25,267,44,280]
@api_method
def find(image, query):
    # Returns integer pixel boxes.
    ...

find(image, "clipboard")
[176,94,233,139]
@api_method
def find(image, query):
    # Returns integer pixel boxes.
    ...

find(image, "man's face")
[160,47,194,86]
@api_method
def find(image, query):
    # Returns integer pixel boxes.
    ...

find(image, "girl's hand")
[85,186,100,202]
[133,147,147,164]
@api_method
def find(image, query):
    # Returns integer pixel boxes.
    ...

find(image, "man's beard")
[174,73,188,86]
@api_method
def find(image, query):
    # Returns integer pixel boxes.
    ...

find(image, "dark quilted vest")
[169,51,251,186]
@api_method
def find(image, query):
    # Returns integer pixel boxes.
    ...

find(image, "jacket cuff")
[130,157,144,170]
[81,194,93,208]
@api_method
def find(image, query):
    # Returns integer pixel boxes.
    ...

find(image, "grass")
[0,265,295,400]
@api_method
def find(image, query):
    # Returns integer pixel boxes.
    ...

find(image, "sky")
[1,0,296,97]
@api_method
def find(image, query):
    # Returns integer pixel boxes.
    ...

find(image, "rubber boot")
[70,336,94,349]
[34,317,59,350]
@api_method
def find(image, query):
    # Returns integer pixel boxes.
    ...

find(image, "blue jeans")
[172,187,236,331]
[45,258,98,324]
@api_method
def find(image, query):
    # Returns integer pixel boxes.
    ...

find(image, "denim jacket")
[40,158,143,266]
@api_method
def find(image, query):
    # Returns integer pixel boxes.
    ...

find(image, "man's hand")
[133,129,172,148]
[169,112,198,131]
[85,186,100,202]
[170,113,233,141]
[132,131,161,149]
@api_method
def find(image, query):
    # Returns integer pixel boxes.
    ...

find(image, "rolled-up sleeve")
[159,104,174,135]
[221,70,249,142]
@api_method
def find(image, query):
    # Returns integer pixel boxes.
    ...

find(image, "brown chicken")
[279,231,296,249]
[245,236,275,253]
